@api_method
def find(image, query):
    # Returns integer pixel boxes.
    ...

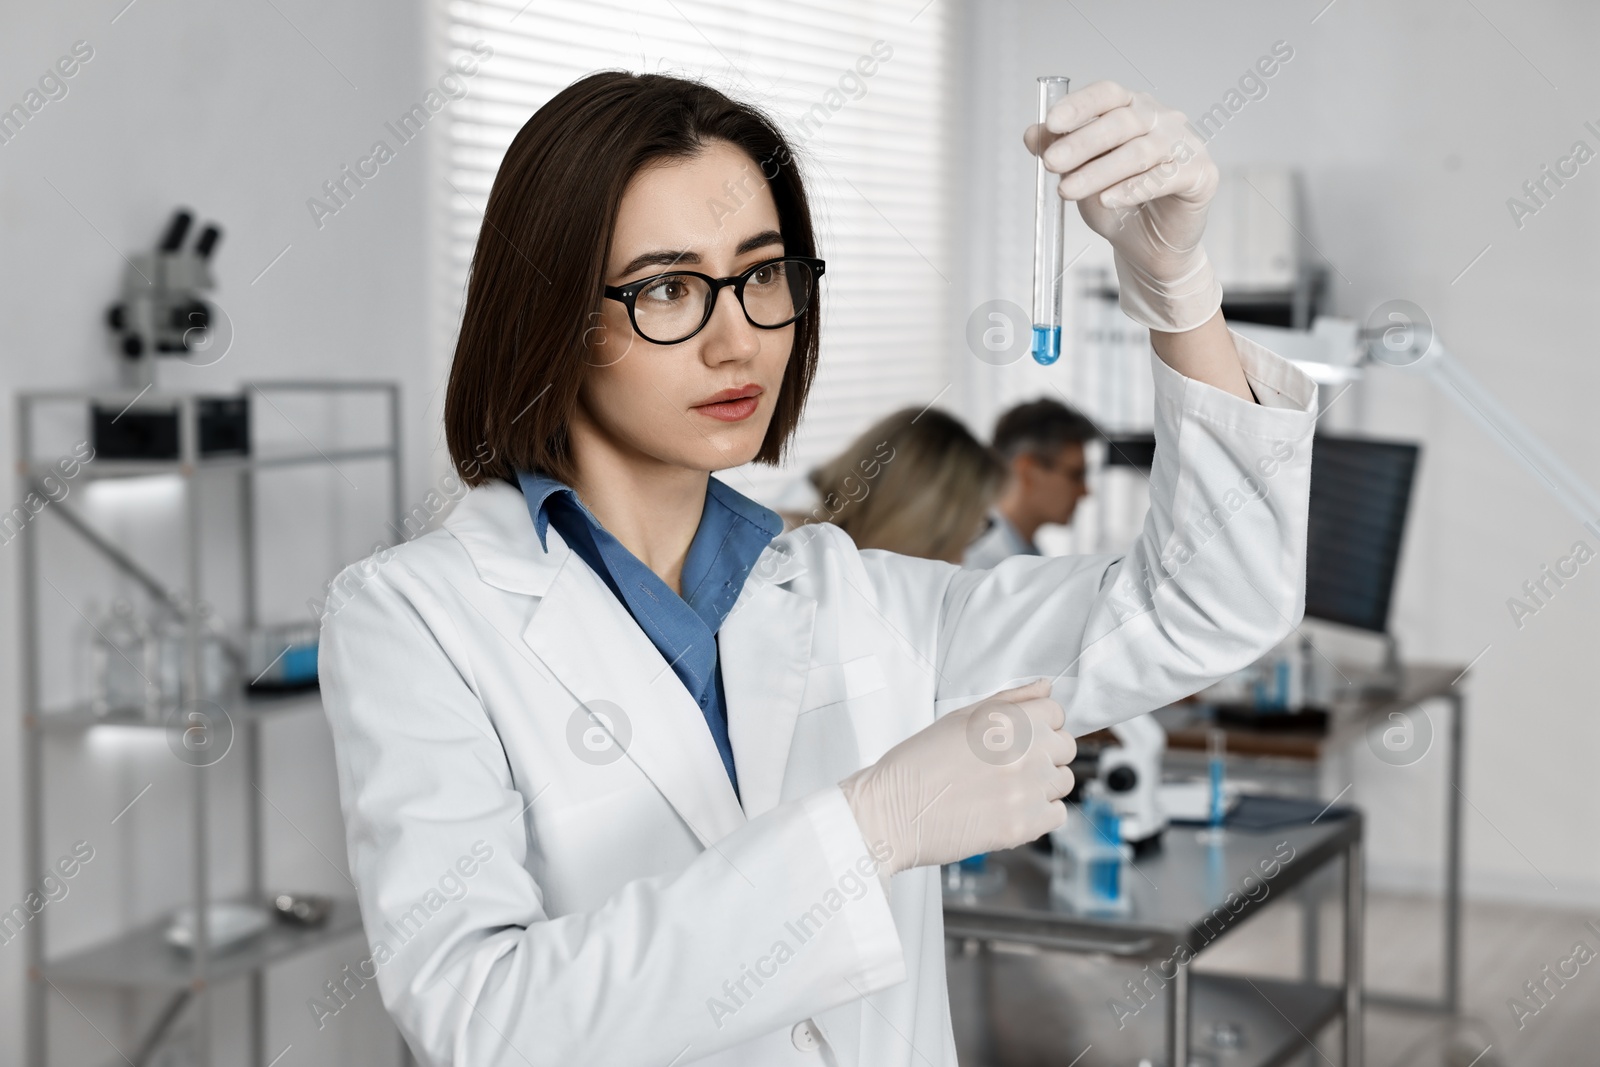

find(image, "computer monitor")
[1304,433,1420,633]
[1102,430,1419,634]
[1103,433,1157,470]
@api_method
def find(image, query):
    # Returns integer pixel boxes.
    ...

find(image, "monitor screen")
[1304,434,1420,633]
[1103,433,1157,470]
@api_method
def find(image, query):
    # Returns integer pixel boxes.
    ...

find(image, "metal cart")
[943,814,1364,1067]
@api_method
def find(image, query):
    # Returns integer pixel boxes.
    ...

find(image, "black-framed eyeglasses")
[602,256,825,345]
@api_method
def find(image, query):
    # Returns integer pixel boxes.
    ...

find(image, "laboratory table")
[943,813,1363,1067]
[1160,662,1466,1015]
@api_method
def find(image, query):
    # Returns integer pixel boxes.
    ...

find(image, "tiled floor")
[948,887,1600,1065]
[1196,886,1600,1066]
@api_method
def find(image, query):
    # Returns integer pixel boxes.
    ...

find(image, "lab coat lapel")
[720,552,816,820]
[522,548,748,849]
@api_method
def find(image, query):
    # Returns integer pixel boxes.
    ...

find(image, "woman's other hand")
[838,678,1076,887]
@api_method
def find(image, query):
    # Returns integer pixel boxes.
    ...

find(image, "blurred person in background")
[794,407,1006,563]
[965,397,1101,568]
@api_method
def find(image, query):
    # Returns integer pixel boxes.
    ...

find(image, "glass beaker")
[90,598,154,718]
[1050,792,1132,916]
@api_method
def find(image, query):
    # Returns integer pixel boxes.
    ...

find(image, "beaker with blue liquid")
[942,851,1006,900]
[1050,791,1132,916]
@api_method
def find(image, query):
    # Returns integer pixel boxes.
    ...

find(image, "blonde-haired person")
[798,408,1005,563]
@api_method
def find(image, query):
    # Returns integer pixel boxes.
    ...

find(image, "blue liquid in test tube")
[1031,325,1061,366]
[1031,76,1071,365]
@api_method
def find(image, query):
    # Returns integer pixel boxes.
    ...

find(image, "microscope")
[106,207,224,386]
[98,208,247,460]
[1096,713,1168,852]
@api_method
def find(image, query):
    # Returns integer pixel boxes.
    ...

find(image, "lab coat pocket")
[788,654,887,792]
[798,653,888,715]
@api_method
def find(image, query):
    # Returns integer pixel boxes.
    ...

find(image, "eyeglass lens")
[633,259,814,343]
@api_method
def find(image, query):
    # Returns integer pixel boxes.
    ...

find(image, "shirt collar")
[513,469,783,556]
[997,510,1039,554]
[680,476,783,627]
[515,469,580,552]
[705,475,784,540]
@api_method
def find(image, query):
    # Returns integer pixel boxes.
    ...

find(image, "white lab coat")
[319,332,1316,1067]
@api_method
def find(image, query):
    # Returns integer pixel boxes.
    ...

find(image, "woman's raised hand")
[1024,80,1223,334]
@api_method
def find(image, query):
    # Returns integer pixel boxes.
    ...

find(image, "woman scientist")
[319,71,1317,1066]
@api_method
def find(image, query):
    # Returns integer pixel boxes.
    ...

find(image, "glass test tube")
[1031,75,1071,366]
[1206,727,1228,840]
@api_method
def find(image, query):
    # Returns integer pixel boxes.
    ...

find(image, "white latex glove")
[838,679,1076,890]
[1024,80,1223,334]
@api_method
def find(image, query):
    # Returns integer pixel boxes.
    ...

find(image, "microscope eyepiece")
[159,209,193,253]
[195,224,222,260]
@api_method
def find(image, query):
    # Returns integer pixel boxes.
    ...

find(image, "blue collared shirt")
[516,470,784,799]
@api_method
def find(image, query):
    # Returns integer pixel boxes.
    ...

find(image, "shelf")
[31,690,321,734]
[1192,974,1343,1067]
[947,946,1344,1067]
[26,445,396,482]
[42,898,364,988]
[20,381,396,404]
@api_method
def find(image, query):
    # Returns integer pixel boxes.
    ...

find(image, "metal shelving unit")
[18,381,401,1067]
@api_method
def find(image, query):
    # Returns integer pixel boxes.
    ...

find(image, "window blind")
[438,0,953,500]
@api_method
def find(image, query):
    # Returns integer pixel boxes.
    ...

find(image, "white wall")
[953,0,1600,906]
[0,0,450,1062]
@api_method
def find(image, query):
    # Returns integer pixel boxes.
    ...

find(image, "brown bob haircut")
[445,71,821,488]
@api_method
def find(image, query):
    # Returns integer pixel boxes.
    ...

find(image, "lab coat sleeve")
[925,330,1317,734]
[318,560,906,1067]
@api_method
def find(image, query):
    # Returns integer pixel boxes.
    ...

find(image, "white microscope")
[1095,713,1168,852]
